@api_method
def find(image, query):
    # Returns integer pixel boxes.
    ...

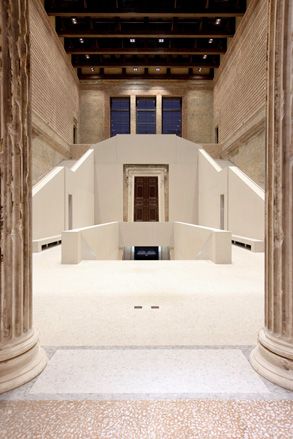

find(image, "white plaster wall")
[228,167,264,239]
[62,222,119,263]
[33,167,65,240]
[174,222,213,260]
[33,134,264,246]
[197,149,227,229]
[119,222,173,247]
[33,149,95,243]
[81,222,119,260]
[173,222,231,263]
[94,135,199,224]
[65,149,95,229]
[62,221,231,264]
[197,149,264,240]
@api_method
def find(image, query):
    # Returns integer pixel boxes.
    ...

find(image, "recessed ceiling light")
[85,55,90,59]
[155,67,160,72]
[158,38,164,43]
[209,38,214,44]
[216,18,221,25]
[203,54,207,59]
[72,18,77,24]
[130,38,136,43]
[79,38,84,43]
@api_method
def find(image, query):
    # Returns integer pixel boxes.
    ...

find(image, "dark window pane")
[110,97,130,136]
[136,97,156,134]
[162,97,182,136]
[137,97,156,110]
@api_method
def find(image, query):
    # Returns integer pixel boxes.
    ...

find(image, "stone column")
[250,0,293,390]
[0,0,47,393]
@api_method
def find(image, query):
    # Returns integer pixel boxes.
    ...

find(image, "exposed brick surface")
[29,0,79,145]
[79,81,213,144]
[214,0,268,144]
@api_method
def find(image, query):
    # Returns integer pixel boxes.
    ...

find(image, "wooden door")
[134,176,159,221]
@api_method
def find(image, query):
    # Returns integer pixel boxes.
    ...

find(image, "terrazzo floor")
[29,348,268,395]
[1,245,293,438]
[33,245,264,346]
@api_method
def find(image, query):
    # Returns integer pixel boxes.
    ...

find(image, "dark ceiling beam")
[72,59,220,68]
[58,31,233,38]
[47,12,244,18]
[66,47,225,55]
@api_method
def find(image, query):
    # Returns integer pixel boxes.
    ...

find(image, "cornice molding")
[79,79,214,91]
[32,111,71,158]
[221,104,266,156]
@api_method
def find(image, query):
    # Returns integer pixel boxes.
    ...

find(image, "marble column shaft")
[0,0,46,393]
[250,0,293,390]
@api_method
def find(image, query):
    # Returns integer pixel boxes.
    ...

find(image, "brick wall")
[29,0,79,182]
[79,80,214,145]
[214,0,268,186]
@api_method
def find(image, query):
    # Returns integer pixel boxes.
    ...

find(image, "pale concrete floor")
[33,245,264,346]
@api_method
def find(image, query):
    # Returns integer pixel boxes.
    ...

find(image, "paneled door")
[134,176,159,221]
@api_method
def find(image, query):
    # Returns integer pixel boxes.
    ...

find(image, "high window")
[136,97,156,134]
[110,97,130,136]
[162,97,182,136]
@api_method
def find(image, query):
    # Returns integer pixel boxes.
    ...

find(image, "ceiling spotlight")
[72,18,77,24]
[133,67,138,71]
[203,54,207,59]
[90,67,95,72]
[155,67,161,72]
[209,38,214,44]
[215,18,221,25]
[85,54,90,59]
[158,38,165,43]
[130,38,136,43]
[79,38,84,43]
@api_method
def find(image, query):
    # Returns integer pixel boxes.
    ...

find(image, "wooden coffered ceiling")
[44,0,246,80]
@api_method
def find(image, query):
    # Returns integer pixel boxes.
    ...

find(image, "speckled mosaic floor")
[0,400,293,439]
[0,346,293,437]
[1,247,289,437]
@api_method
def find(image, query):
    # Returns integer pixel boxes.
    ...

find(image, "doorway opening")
[123,246,170,260]
[134,247,159,260]
[123,164,169,222]
[220,194,225,230]
[68,194,73,230]
[134,176,159,222]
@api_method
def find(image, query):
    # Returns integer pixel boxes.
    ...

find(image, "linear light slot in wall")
[41,241,61,251]
[232,240,252,251]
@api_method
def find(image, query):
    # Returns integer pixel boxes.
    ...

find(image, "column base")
[250,329,293,391]
[0,331,47,394]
